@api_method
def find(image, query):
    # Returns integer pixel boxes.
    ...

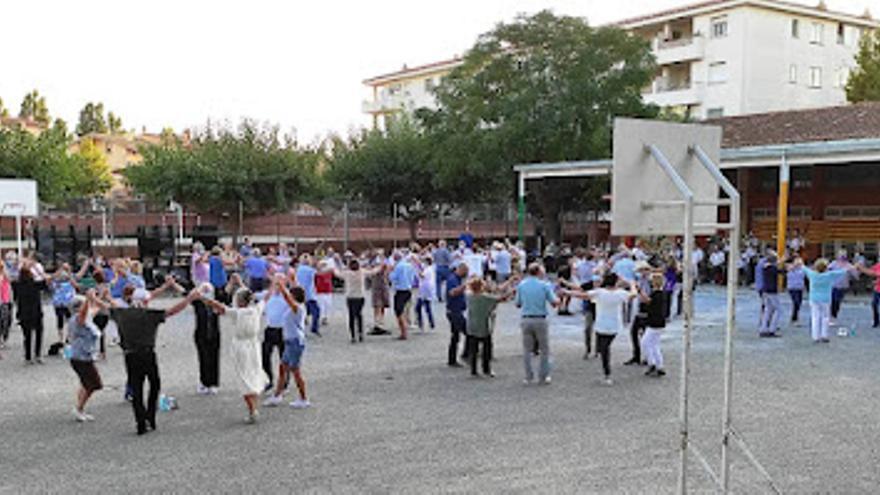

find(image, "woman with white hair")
[192,283,221,395]
[200,286,269,424]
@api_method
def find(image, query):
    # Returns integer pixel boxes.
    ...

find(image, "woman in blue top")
[802,258,848,343]
[66,290,108,422]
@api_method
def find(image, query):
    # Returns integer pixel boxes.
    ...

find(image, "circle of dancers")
[2,235,879,435]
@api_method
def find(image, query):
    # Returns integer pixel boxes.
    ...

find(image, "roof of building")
[615,0,878,28]
[0,116,48,129]
[708,102,880,148]
[362,56,464,86]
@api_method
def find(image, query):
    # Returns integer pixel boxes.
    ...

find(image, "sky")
[2,0,878,143]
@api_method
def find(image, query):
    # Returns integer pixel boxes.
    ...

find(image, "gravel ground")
[1,285,878,494]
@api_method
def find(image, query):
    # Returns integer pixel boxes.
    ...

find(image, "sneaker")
[290,399,311,409]
[645,366,657,376]
[540,376,552,385]
[34,357,44,364]
[655,369,666,377]
[263,395,283,407]
[245,411,259,424]
[623,358,639,366]
[72,408,88,422]
[602,377,613,386]
[523,378,534,385]
[263,383,274,394]
[208,387,220,395]
[448,362,463,368]
[196,384,211,395]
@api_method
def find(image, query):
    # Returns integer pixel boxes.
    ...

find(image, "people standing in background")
[415,257,436,332]
[209,246,229,303]
[856,260,880,328]
[13,263,48,363]
[295,254,321,337]
[315,261,334,327]
[494,243,512,284]
[191,242,210,287]
[239,238,254,258]
[785,257,806,324]
[709,247,725,285]
[388,251,416,340]
[828,252,858,324]
[49,263,78,347]
[336,259,380,343]
[759,252,782,338]
[624,261,653,366]
[0,262,12,354]
[244,248,269,293]
[433,240,451,303]
[368,250,390,336]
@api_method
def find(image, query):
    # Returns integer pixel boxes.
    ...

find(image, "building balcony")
[643,81,703,107]
[362,98,405,114]
[654,35,705,66]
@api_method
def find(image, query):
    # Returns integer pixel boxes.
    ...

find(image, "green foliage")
[0,97,8,118]
[18,90,50,124]
[76,102,109,136]
[326,118,437,226]
[0,126,106,202]
[73,138,113,195]
[421,10,657,241]
[124,119,322,215]
[107,112,123,134]
[847,28,880,103]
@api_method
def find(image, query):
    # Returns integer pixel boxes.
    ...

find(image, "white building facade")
[622,0,879,119]
[362,0,878,125]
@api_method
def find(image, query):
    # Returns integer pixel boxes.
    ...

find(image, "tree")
[422,11,657,243]
[73,138,113,195]
[18,90,50,124]
[327,118,439,240]
[847,28,880,102]
[76,102,108,136]
[0,97,8,118]
[0,126,107,202]
[107,111,123,134]
[124,119,322,215]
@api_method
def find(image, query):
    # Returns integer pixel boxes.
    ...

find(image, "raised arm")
[277,280,300,313]
[200,296,228,315]
[165,289,200,318]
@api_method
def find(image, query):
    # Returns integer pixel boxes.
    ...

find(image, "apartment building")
[362,57,462,130]
[361,0,878,124]
[621,0,879,119]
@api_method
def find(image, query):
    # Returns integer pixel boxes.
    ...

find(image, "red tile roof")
[709,102,880,148]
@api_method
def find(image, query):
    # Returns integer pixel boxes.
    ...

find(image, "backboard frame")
[0,179,39,218]
[611,118,722,236]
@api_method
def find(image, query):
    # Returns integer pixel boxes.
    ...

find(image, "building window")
[791,19,800,38]
[792,166,812,189]
[837,23,845,44]
[826,163,880,187]
[789,64,798,84]
[811,22,824,44]
[809,66,822,88]
[709,61,728,84]
[706,107,724,119]
[711,16,728,38]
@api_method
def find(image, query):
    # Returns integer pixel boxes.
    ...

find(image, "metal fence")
[1,197,607,252]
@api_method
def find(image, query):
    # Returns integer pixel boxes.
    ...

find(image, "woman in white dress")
[200,288,268,424]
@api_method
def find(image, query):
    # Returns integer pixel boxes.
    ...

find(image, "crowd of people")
[2,232,879,435]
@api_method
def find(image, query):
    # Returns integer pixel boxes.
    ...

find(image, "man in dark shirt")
[192,284,221,395]
[111,279,198,435]
[445,263,469,367]
[759,253,781,338]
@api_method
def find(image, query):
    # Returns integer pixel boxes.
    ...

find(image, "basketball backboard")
[0,179,39,217]
[611,118,722,236]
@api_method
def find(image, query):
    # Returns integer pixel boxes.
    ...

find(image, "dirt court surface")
[1,285,878,494]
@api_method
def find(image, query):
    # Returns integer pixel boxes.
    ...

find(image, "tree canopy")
[124,120,322,215]
[18,90,50,125]
[0,126,110,202]
[846,28,880,103]
[421,11,658,242]
[326,118,438,238]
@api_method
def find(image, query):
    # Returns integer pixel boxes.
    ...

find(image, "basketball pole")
[15,210,23,259]
[775,154,789,289]
[517,173,525,242]
[679,196,694,495]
